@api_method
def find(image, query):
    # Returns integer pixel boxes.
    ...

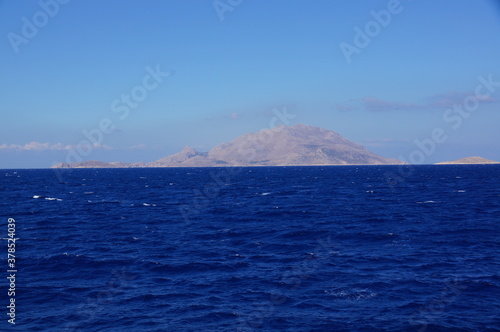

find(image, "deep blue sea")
[1,165,499,331]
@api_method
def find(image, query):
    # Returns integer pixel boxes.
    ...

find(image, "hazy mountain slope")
[204,124,399,166]
[52,124,403,168]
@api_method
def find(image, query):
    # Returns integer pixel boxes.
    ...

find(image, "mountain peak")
[200,123,400,166]
[153,145,200,165]
[180,146,197,154]
[52,124,403,168]
[292,123,317,129]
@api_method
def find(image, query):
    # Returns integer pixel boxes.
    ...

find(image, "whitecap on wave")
[33,195,62,201]
[45,197,62,201]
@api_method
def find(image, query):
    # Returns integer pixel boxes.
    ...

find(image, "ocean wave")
[5,166,499,331]
[325,288,378,301]
[33,195,62,201]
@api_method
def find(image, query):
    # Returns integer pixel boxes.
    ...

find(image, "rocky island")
[52,124,404,168]
[436,156,500,165]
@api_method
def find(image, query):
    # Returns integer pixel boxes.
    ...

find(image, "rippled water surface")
[1,165,499,331]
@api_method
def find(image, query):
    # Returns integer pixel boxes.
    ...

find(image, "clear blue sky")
[1,0,499,168]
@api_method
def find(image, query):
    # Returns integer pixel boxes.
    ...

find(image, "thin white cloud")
[334,91,497,113]
[334,97,420,112]
[361,97,420,111]
[0,142,112,151]
[205,111,243,121]
[427,91,497,108]
[127,144,147,150]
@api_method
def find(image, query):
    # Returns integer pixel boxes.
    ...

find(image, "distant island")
[51,124,499,168]
[435,156,500,165]
[52,124,403,168]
